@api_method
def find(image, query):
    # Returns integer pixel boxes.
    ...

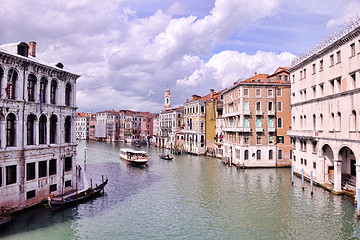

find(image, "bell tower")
[164,85,171,110]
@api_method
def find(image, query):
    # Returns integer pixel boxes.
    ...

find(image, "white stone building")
[0,41,79,211]
[288,18,360,193]
[76,112,90,140]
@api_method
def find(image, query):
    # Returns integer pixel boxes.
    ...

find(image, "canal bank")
[1,140,360,239]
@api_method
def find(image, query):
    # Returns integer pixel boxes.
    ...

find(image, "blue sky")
[0,0,358,113]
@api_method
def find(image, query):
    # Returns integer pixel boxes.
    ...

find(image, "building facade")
[288,18,360,193]
[76,112,91,140]
[0,41,79,211]
[222,70,291,167]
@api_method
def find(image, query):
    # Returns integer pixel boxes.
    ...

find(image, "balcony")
[243,110,251,115]
[223,127,239,132]
[287,130,319,138]
[268,127,276,132]
[268,110,275,116]
[255,110,264,115]
[256,127,264,132]
[243,127,251,132]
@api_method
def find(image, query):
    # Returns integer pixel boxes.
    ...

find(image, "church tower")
[164,85,171,110]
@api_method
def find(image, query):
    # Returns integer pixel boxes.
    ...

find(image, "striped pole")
[291,165,294,185]
[310,171,313,195]
[302,169,304,191]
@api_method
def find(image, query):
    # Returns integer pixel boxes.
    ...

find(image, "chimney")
[29,41,36,57]
[254,72,257,76]
[186,99,188,103]
[210,89,214,99]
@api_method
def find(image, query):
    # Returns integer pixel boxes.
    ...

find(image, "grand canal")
[1,140,360,239]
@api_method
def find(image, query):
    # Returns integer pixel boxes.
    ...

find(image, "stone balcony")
[243,110,251,115]
[287,130,319,138]
[255,110,264,115]
[268,127,276,132]
[268,110,275,116]
[256,127,264,132]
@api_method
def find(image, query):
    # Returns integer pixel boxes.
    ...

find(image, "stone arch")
[338,145,357,186]
[320,143,335,183]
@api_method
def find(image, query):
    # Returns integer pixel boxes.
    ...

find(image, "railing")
[256,127,264,132]
[255,110,263,115]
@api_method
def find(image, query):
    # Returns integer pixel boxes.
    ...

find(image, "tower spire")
[164,85,171,110]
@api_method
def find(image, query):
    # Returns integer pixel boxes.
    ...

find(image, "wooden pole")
[291,165,294,185]
[310,171,313,195]
[102,175,104,194]
[357,189,360,219]
[302,169,305,191]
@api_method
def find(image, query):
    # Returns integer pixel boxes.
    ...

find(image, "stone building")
[76,112,91,140]
[222,69,291,167]
[288,17,360,193]
[0,41,79,211]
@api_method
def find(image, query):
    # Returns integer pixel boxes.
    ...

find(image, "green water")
[1,140,359,239]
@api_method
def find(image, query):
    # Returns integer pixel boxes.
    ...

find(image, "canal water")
[1,140,360,239]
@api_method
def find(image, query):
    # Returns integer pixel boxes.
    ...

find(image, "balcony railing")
[256,127,264,132]
[243,110,251,115]
[255,110,263,115]
[268,110,275,116]
[268,127,276,132]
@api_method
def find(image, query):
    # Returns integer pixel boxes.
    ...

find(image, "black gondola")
[48,178,108,208]
[159,155,173,160]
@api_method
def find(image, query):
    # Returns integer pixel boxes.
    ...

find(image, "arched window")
[244,150,249,160]
[256,118,261,127]
[268,118,274,128]
[268,101,273,111]
[244,117,249,128]
[256,101,261,111]
[350,110,357,132]
[330,113,335,131]
[277,118,283,128]
[269,150,273,160]
[0,67,3,98]
[6,69,17,100]
[256,150,261,160]
[6,113,16,146]
[319,114,323,130]
[40,77,47,104]
[50,80,57,104]
[39,115,47,144]
[336,112,341,131]
[27,74,36,102]
[65,83,72,106]
[189,118,193,130]
[277,101,282,111]
[65,116,71,143]
[244,101,249,111]
[50,115,57,144]
[27,114,36,145]
[312,114,316,130]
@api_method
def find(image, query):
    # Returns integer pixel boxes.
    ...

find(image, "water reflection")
[1,140,360,239]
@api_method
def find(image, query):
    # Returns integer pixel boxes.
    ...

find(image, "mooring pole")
[357,189,360,219]
[310,171,313,195]
[302,169,304,191]
[84,147,87,164]
[102,175,104,194]
[291,165,294,185]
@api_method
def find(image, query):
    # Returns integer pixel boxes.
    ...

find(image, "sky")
[0,0,359,113]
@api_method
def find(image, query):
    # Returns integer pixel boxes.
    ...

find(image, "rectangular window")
[330,80,335,94]
[351,73,356,89]
[26,162,36,181]
[50,184,57,192]
[284,75,288,81]
[336,51,341,63]
[300,71,303,79]
[277,102,282,111]
[267,90,273,97]
[26,190,36,200]
[319,60,323,71]
[6,165,16,185]
[256,135,261,145]
[293,156,296,162]
[49,159,56,175]
[276,136,284,144]
[244,89,249,96]
[319,83,324,96]
[312,64,316,74]
[256,89,261,97]
[65,157,72,172]
[278,150,283,160]
[268,135,274,144]
[290,150,292,159]
[292,74,295,83]
[313,162,316,169]
[330,54,334,66]
[277,88,282,97]
[244,135,249,145]
[301,158,303,164]
[65,180,72,187]
[304,159,307,166]
[39,161,47,178]
[303,69,306,78]
[351,43,356,57]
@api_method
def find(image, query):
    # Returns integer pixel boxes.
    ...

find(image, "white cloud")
[326,1,360,29]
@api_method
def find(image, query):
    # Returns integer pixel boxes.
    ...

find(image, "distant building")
[95,110,117,142]
[0,41,79,211]
[288,18,360,193]
[222,69,291,167]
[76,112,91,140]
[183,89,224,155]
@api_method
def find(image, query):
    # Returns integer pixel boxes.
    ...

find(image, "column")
[35,121,39,145]
[333,160,342,192]
[317,156,325,182]
[0,120,5,148]
[46,120,50,145]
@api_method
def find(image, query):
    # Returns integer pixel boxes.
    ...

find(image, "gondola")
[48,178,108,208]
[159,155,173,160]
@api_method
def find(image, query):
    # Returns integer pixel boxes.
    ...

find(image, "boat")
[159,155,173,160]
[119,148,149,166]
[134,142,141,147]
[0,208,14,228]
[48,178,108,208]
